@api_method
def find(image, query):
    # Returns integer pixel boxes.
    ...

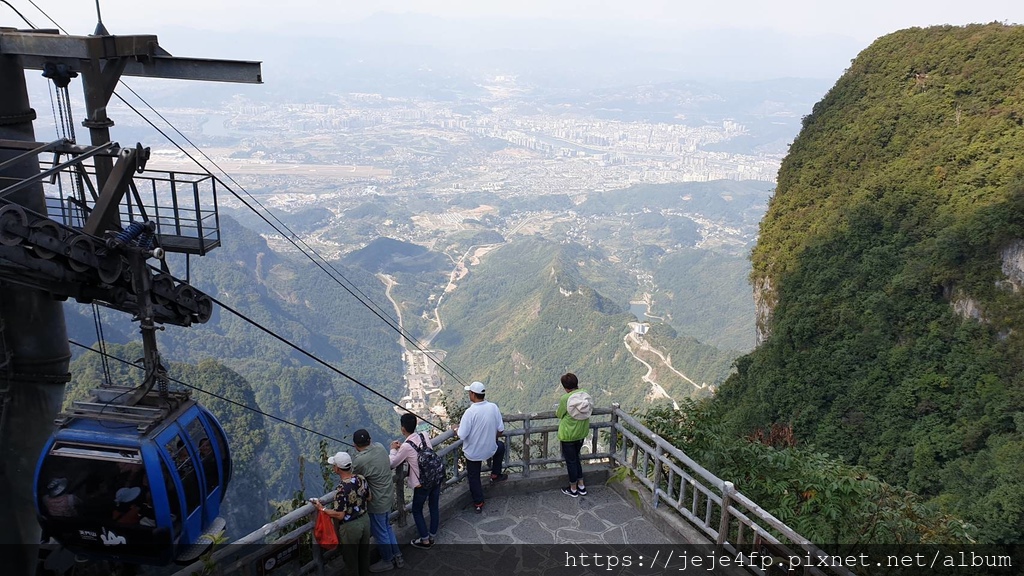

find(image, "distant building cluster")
[130,85,783,199]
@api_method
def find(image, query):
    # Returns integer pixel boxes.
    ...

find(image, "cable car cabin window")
[204,408,232,485]
[159,456,182,537]
[185,418,219,492]
[163,434,200,515]
[37,444,155,528]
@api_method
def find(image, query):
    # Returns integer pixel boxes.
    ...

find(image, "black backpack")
[406,432,446,490]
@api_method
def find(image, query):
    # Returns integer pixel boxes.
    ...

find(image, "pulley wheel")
[96,255,124,285]
[0,204,28,246]
[152,273,175,306]
[174,284,198,316]
[194,293,213,324]
[66,235,95,272]
[30,220,63,260]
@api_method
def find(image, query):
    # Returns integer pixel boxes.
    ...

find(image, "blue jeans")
[368,512,400,562]
[411,484,440,540]
[561,439,584,484]
[466,440,506,504]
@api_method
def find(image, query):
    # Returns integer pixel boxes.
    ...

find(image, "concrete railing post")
[312,538,326,576]
[716,481,735,548]
[394,464,408,527]
[653,440,664,508]
[610,404,620,463]
[523,414,532,478]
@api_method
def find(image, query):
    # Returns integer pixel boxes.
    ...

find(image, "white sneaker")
[369,559,395,573]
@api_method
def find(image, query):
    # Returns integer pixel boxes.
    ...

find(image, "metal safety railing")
[173,405,847,576]
[39,157,221,255]
[609,407,851,576]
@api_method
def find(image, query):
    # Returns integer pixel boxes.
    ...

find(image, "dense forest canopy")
[715,23,1024,543]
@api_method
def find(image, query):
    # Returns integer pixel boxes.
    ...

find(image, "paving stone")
[602,525,627,544]
[576,511,608,534]
[477,532,515,544]
[499,492,539,512]
[478,516,517,533]
[511,518,555,544]
[554,528,607,544]
[537,490,582,515]
[534,508,574,532]
[591,501,638,525]
[579,484,616,504]
[440,517,481,541]
[621,518,675,544]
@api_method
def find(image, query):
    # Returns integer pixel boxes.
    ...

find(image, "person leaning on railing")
[390,413,440,549]
[314,452,371,576]
[350,429,404,572]
[453,381,507,514]
[556,373,589,497]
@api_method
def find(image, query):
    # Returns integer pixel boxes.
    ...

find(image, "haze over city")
[11,1,1022,82]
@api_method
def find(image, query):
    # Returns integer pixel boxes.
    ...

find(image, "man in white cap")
[454,381,506,513]
[314,451,371,576]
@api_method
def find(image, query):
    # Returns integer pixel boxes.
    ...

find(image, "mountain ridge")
[716,23,1024,543]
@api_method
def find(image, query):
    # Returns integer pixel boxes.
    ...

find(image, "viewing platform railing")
[173,405,849,576]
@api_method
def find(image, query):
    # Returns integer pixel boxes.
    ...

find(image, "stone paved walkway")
[371,472,683,576]
[434,483,673,546]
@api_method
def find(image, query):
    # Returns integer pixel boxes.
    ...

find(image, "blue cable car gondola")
[34,388,231,565]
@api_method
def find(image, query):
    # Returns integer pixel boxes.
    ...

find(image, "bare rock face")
[1000,239,1024,293]
[945,239,1024,323]
[752,241,1024,344]
[951,294,985,322]
[753,275,774,347]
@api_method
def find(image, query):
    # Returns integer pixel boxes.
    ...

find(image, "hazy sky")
[8,0,1021,43]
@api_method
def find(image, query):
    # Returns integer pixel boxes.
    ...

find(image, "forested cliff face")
[718,24,1024,542]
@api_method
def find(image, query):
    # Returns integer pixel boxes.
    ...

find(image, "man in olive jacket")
[351,429,404,572]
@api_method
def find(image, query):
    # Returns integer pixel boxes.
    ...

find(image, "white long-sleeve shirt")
[457,400,504,461]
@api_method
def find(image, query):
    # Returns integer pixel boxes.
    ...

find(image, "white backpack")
[566,390,593,420]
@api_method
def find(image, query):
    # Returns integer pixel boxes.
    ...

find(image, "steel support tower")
[0,23,260,575]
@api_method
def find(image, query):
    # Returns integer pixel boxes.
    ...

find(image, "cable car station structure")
[0,23,260,574]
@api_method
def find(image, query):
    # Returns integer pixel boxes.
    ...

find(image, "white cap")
[327,451,352,470]
[115,486,142,504]
[464,381,486,394]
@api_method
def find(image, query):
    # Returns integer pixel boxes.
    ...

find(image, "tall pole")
[0,56,72,575]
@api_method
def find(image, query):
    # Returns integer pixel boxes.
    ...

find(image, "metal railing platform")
[172,405,849,576]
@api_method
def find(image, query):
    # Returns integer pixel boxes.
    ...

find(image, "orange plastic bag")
[313,509,338,551]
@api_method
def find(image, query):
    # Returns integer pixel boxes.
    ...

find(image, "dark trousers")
[561,439,584,484]
[466,440,506,504]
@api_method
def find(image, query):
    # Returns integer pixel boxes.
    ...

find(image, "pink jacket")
[390,432,433,490]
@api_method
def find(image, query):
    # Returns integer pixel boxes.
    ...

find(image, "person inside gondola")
[116,460,145,488]
[112,486,144,525]
[41,477,80,517]
[197,438,219,488]
[79,464,118,521]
